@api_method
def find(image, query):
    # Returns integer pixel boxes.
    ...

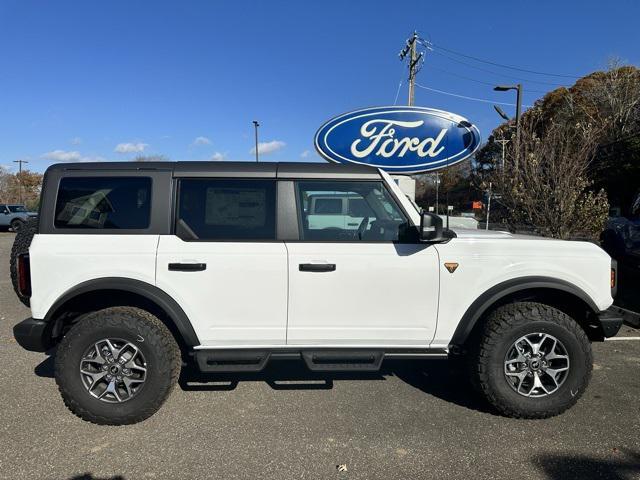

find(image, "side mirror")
[420,211,444,242]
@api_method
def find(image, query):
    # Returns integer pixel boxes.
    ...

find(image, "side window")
[296,181,413,242]
[177,178,276,241]
[54,177,151,229]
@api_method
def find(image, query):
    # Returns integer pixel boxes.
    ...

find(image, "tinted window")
[55,177,151,229]
[8,205,27,213]
[297,181,412,242]
[177,178,276,240]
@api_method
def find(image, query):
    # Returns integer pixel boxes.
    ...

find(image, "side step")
[301,350,384,372]
[195,350,270,372]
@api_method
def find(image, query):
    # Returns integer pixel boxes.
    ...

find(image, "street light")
[494,84,522,169]
[252,120,260,162]
[493,105,510,121]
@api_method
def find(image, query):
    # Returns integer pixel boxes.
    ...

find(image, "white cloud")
[70,137,82,145]
[300,150,310,158]
[192,136,212,146]
[250,140,286,156]
[115,142,148,154]
[211,152,226,161]
[42,150,82,162]
[41,150,105,163]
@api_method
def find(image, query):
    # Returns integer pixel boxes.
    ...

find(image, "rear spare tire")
[10,217,38,307]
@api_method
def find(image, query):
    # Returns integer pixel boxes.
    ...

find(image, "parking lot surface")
[0,232,639,480]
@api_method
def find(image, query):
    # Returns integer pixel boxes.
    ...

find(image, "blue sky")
[1,0,638,172]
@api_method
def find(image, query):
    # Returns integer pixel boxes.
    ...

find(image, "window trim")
[293,179,419,244]
[39,170,172,235]
[174,177,280,243]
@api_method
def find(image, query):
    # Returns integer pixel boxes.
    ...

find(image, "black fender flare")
[449,276,599,347]
[44,277,200,346]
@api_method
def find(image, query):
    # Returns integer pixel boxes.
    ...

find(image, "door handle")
[299,263,336,272]
[168,263,207,272]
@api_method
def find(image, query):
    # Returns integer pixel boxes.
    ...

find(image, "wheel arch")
[45,277,200,350]
[449,276,602,349]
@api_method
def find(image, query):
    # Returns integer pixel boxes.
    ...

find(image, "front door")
[286,180,440,346]
[156,178,288,347]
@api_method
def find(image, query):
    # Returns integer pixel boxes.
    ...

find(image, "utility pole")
[435,172,439,215]
[494,84,523,170]
[252,121,260,162]
[486,182,492,231]
[399,32,423,106]
[495,138,509,171]
[514,83,522,170]
[13,159,28,204]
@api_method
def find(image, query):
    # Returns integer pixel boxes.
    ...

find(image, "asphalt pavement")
[0,231,639,480]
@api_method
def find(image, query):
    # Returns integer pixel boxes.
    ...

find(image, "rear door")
[285,180,440,346]
[156,177,288,347]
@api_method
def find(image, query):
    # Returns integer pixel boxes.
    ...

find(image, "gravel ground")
[0,231,638,480]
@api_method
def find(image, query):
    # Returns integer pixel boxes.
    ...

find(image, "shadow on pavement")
[34,353,494,414]
[533,449,640,480]
[67,475,125,480]
[178,358,495,414]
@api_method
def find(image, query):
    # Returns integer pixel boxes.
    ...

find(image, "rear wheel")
[10,218,24,231]
[55,307,181,425]
[470,302,592,419]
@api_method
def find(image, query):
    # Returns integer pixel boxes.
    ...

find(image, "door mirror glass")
[420,212,444,242]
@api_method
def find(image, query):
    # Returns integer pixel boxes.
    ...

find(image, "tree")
[479,111,608,239]
[475,63,640,237]
[0,168,44,210]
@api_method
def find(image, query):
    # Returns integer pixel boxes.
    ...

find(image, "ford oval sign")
[314,106,481,173]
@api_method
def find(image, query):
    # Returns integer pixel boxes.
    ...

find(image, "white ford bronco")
[12,161,622,425]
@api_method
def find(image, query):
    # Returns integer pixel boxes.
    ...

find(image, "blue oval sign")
[314,106,481,174]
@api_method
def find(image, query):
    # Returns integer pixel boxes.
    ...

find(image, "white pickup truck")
[11,161,621,425]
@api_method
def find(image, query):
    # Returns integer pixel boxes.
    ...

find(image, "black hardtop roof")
[45,161,381,179]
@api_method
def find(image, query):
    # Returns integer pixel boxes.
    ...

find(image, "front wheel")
[470,302,592,419]
[55,307,181,425]
[10,219,24,232]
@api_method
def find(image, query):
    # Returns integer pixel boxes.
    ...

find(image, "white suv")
[11,161,622,425]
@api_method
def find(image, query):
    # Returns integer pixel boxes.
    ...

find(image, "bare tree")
[0,166,11,203]
[484,110,609,239]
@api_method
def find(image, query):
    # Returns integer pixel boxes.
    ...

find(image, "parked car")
[601,216,640,267]
[11,161,621,425]
[0,204,37,231]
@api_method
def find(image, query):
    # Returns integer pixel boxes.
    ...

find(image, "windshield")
[8,205,27,213]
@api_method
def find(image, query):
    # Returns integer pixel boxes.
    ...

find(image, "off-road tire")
[469,302,592,419]
[9,217,38,307]
[55,307,181,425]
[10,218,24,231]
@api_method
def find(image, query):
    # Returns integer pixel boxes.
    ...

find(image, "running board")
[301,350,384,372]
[195,350,270,372]
[193,348,449,373]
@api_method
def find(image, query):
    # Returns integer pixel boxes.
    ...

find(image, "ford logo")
[314,106,481,174]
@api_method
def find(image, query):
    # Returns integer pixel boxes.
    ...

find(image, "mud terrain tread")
[54,307,181,425]
[471,301,592,419]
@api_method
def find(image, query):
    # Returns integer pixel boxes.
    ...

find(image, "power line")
[429,48,570,87]
[427,64,550,94]
[429,42,581,79]
[393,78,403,105]
[414,82,532,107]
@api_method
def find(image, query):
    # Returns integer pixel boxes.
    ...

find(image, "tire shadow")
[533,449,640,480]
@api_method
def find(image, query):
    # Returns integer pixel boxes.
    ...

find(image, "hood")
[450,228,552,241]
